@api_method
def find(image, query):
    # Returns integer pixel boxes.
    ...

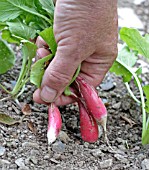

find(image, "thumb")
[40,47,82,103]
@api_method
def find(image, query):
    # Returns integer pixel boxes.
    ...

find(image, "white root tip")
[47,127,57,145]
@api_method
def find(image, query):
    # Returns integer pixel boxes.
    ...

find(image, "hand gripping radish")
[47,103,62,145]
[78,101,99,143]
[76,76,107,138]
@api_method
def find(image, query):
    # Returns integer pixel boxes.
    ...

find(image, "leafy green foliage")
[0,0,48,22]
[0,0,51,42]
[120,27,149,59]
[11,42,37,96]
[0,0,22,22]
[0,38,15,74]
[0,0,54,97]
[39,0,54,19]
[111,27,149,145]
[7,19,37,40]
[1,30,20,44]
[39,27,57,54]
[110,45,138,82]
[22,41,37,62]
[30,54,53,87]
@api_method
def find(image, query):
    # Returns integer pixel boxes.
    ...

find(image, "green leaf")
[7,19,37,40]
[135,67,142,76]
[30,54,53,87]
[0,0,49,23]
[1,30,20,44]
[25,14,48,30]
[39,27,57,54]
[118,45,138,67]
[145,34,149,43]
[0,38,15,74]
[143,85,149,113]
[0,113,19,125]
[110,45,138,82]
[0,22,6,30]
[22,41,37,61]
[39,0,54,19]
[110,61,132,82]
[0,0,22,22]
[120,27,149,59]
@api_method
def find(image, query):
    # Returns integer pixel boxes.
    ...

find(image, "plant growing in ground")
[110,27,149,145]
[0,0,106,144]
[0,0,148,145]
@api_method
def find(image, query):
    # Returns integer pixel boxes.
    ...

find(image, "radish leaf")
[7,19,37,40]
[0,38,15,74]
[39,0,54,19]
[1,30,20,44]
[110,45,138,82]
[39,27,57,54]
[0,0,22,22]
[120,27,149,59]
[30,54,53,87]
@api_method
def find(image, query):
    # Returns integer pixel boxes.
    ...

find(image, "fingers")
[39,47,82,103]
[79,52,117,87]
[35,36,50,61]
[33,88,76,106]
[36,48,50,61]
[36,36,48,48]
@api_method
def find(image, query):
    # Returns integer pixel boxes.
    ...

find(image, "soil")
[0,0,149,170]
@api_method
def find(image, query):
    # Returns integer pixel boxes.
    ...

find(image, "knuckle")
[45,69,71,89]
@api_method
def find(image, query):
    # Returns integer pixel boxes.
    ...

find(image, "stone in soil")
[15,158,25,167]
[18,166,30,170]
[91,149,103,158]
[0,159,10,165]
[99,159,113,169]
[141,159,149,170]
[22,142,39,149]
[0,146,6,156]
[100,77,116,91]
[52,141,66,153]
[58,131,70,143]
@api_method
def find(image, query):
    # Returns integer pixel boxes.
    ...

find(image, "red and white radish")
[76,76,107,134]
[47,103,62,144]
[78,101,99,143]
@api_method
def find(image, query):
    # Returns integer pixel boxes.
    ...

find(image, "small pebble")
[0,146,6,156]
[58,131,70,143]
[141,159,149,170]
[15,158,25,167]
[22,142,39,149]
[100,159,113,169]
[52,141,66,153]
[91,149,102,158]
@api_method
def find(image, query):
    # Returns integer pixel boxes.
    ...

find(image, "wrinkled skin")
[33,0,118,106]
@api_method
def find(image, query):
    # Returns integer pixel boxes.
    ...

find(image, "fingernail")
[41,86,57,102]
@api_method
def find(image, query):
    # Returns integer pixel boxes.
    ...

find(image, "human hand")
[33,0,118,106]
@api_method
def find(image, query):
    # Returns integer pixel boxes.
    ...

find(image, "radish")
[76,76,107,135]
[78,101,99,143]
[47,103,62,145]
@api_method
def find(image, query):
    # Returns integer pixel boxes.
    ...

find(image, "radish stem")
[125,82,141,104]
